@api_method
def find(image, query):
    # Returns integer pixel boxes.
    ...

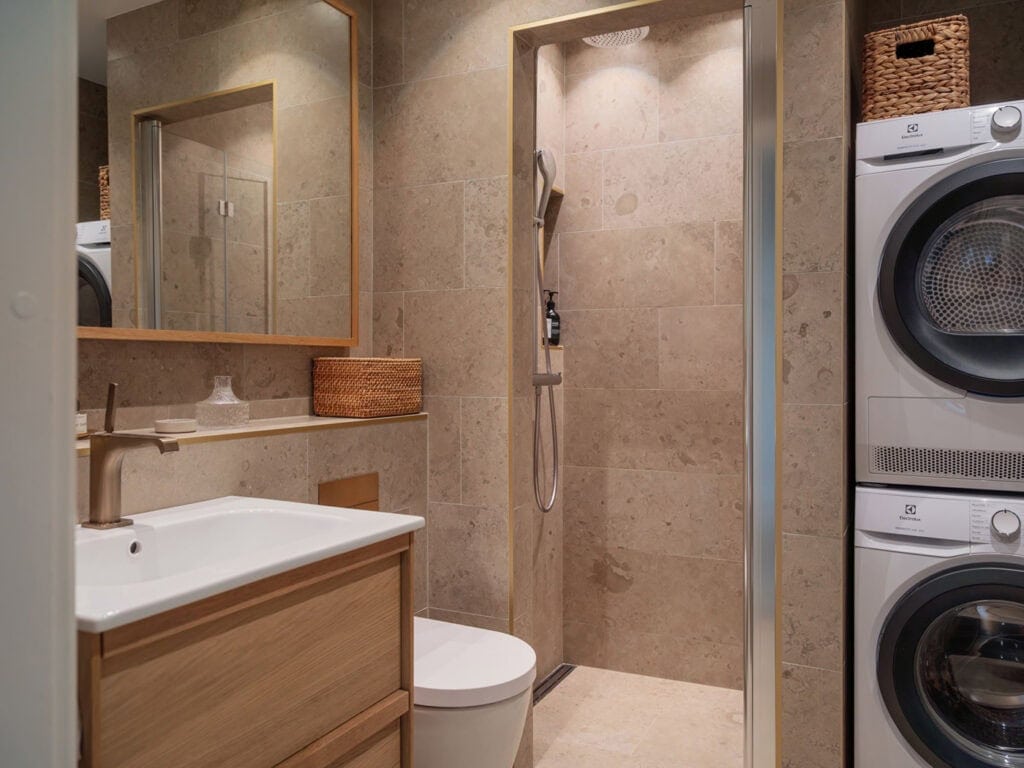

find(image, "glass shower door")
[223,172,271,334]
[157,129,227,332]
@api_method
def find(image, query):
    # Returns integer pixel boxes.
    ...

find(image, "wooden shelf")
[75,412,427,457]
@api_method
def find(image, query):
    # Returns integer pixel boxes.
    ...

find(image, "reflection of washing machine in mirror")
[855,486,1024,768]
[856,101,1024,493]
[76,219,112,327]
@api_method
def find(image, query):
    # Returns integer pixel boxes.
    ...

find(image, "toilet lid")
[414,617,537,708]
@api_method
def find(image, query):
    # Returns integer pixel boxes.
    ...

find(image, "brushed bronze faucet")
[84,383,179,529]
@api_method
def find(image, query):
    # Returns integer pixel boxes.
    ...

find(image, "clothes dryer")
[856,102,1024,491]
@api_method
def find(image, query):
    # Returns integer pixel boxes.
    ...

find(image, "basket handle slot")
[895,38,936,58]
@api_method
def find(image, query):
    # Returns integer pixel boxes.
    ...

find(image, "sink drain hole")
[129,540,142,555]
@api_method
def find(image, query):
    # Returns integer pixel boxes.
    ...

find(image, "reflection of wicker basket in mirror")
[98,165,111,220]
[862,15,970,122]
[313,358,423,418]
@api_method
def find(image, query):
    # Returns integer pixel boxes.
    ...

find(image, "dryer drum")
[918,197,1024,334]
[879,158,1024,396]
[878,563,1024,768]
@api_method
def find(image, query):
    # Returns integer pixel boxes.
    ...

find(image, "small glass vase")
[195,375,249,427]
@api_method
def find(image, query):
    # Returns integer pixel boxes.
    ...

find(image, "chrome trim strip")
[744,0,781,766]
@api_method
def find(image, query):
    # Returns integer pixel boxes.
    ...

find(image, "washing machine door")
[78,253,112,327]
[878,561,1024,768]
[878,157,1024,396]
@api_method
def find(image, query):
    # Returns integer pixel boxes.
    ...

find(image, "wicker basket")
[98,165,111,220]
[313,357,422,418]
[862,15,970,122]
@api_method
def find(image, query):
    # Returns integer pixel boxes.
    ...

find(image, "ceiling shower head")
[582,26,650,48]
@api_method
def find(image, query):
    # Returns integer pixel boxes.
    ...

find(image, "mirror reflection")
[76,0,358,341]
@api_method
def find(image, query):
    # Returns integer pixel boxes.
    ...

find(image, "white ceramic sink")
[76,496,424,632]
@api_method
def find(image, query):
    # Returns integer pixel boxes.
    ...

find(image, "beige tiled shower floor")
[533,666,744,768]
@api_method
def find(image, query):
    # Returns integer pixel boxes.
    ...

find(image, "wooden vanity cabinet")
[78,534,414,768]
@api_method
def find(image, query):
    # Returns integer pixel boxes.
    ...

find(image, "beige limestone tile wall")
[549,13,745,689]
[780,0,854,765]
[77,340,337,428]
[370,0,522,639]
[863,0,1024,106]
[75,419,430,610]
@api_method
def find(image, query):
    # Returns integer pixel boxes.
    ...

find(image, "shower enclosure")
[509,0,780,765]
[136,108,273,333]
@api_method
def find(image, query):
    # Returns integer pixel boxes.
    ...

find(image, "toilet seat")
[414,617,536,708]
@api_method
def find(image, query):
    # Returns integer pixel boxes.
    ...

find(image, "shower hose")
[533,216,559,513]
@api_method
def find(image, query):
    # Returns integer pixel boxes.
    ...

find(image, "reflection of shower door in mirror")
[224,173,271,334]
[154,129,271,333]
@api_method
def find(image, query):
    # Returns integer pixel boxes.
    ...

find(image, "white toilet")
[414,617,537,768]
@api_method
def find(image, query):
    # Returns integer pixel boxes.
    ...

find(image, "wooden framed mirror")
[77,0,359,347]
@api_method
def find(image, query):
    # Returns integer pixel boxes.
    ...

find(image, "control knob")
[992,106,1022,133]
[991,509,1022,543]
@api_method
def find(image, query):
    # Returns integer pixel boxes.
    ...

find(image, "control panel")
[971,103,1024,144]
[970,498,1024,554]
[856,486,1024,556]
[857,100,1024,163]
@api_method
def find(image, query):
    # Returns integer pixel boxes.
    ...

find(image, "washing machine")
[855,485,1024,768]
[76,219,112,327]
[856,101,1024,492]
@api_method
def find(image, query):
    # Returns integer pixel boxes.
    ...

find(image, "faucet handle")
[104,382,118,433]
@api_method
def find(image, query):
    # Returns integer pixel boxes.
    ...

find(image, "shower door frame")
[508,0,782,765]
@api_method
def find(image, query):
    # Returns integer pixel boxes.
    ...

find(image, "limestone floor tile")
[633,686,744,767]
[534,666,744,768]
[534,682,656,757]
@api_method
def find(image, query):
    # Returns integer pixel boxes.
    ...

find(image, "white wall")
[0,1,76,764]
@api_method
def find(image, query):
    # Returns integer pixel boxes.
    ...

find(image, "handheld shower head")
[535,149,557,222]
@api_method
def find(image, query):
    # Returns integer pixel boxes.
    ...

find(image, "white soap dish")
[154,418,198,434]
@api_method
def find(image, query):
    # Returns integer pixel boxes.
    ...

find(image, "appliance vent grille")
[872,445,1024,481]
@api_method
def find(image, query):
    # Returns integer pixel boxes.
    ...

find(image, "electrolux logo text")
[899,503,919,522]
[900,122,922,140]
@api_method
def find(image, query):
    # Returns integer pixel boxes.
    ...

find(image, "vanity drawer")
[79,536,410,768]
[332,723,402,768]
